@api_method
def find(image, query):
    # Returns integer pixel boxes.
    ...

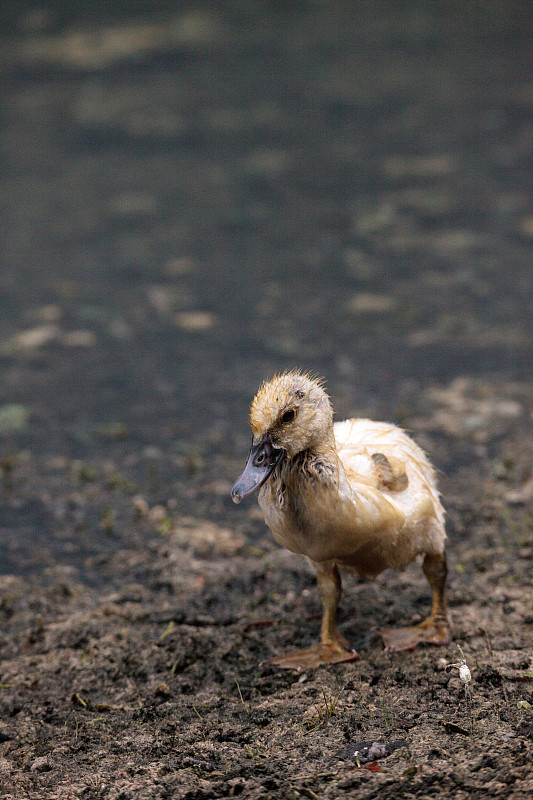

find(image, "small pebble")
[155,682,172,698]
[149,505,168,524]
[174,311,216,331]
[0,404,31,433]
[0,758,11,775]
[133,496,149,517]
[8,324,59,351]
[35,304,62,323]
[345,293,398,314]
[519,216,533,238]
[31,756,52,772]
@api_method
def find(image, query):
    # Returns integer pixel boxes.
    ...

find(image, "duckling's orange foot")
[378,618,451,653]
[261,640,359,671]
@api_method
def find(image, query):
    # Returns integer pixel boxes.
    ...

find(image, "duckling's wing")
[334,419,408,488]
[334,418,445,527]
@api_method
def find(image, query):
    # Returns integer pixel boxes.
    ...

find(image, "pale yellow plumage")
[232,370,451,668]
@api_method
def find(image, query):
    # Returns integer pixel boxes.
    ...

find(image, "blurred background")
[1,1,532,585]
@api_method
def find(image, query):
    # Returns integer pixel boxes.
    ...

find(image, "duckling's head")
[231,371,333,503]
[250,370,333,455]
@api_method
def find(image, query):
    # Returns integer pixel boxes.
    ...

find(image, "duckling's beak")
[231,432,283,504]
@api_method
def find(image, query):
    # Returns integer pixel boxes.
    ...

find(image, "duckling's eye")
[280,409,295,424]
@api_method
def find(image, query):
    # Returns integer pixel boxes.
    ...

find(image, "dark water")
[1,1,532,581]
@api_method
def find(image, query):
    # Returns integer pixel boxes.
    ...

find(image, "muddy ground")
[1,2,533,798]
[2,392,533,800]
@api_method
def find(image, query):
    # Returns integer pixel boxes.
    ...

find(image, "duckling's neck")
[290,445,337,481]
[275,437,340,501]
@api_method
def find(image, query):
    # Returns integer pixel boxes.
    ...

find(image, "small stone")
[35,304,62,323]
[155,682,172,698]
[353,203,397,235]
[148,286,177,315]
[505,478,533,505]
[0,757,11,775]
[174,311,216,331]
[143,446,162,459]
[501,731,517,742]
[108,319,132,339]
[5,324,60,352]
[149,505,168,524]
[0,404,31,433]
[519,216,533,238]
[337,740,408,763]
[345,293,398,314]
[133,496,149,517]
[31,756,52,772]
[109,192,159,218]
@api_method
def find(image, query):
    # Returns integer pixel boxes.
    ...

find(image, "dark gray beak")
[231,433,283,504]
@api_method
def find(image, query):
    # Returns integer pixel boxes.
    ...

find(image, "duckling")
[232,370,451,670]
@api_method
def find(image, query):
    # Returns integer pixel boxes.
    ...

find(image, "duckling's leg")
[261,563,359,670]
[378,553,451,652]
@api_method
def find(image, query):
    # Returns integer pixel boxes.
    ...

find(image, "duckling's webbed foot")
[378,552,451,652]
[261,638,359,671]
[371,453,408,492]
[261,563,358,670]
[378,617,451,652]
